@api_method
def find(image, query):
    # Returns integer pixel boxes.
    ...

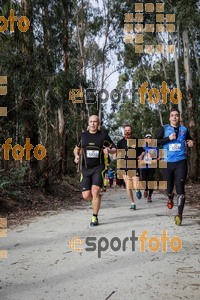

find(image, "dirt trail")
[0,188,200,299]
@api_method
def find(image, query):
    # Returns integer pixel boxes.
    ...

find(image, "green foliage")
[0,166,26,190]
[0,180,10,190]
[0,0,199,184]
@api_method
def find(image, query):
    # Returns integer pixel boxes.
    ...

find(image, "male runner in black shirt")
[117,125,143,210]
[74,115,116,226]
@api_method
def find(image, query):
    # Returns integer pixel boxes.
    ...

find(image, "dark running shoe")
[136,190,142,199]
[147,196,152,203]
[130,203,136,210]
[144,190,148,198]
[90,216,99,226]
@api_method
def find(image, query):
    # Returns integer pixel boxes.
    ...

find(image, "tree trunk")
[59,0,70,176]
[21,0,39,184]
[192,39,200,85]
[76,1,90,118]
[172,29,183,124]
[142,64,163,126]
[57,107,66,176]
[182,29,198,180]
[98,0,110,126]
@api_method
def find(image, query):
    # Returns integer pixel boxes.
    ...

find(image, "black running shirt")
[77,130,115,168]
[117,137,143,170]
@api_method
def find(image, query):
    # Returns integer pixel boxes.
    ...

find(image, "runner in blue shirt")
[156,108,193,226]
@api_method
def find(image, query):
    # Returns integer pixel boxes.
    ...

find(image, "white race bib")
[86,150,99,158]
[169,143,181,151]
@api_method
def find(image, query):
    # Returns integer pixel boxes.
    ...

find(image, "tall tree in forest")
[177,0,199,179]
[182,29,198,179]
[19,0,40,183]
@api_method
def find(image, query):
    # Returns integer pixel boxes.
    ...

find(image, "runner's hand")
[103,148,110,155]
[186,140,193,147]
[169,133,176,140]
[74,155,80,163]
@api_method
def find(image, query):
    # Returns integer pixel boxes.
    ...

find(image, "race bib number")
[144,154,152,163]
[169,143,181,151]
[86,150,99,158]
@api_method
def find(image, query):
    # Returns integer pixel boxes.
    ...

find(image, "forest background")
[0,0,199,222]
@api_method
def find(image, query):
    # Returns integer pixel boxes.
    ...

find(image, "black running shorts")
[81,164,105,191]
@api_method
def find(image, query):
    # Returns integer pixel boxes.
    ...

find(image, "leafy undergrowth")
[0,174,82,227]
[185,182,200,210]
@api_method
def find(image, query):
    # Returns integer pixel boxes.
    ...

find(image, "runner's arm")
[186,130,194,147]
[156,126,170,146]
[137,146,145,158]
[138,150,146,160]
[136,138,145,158]
[73,146,81,163]
[74,136,81,163]
[105,147,116,154]
[104,134,117,154]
